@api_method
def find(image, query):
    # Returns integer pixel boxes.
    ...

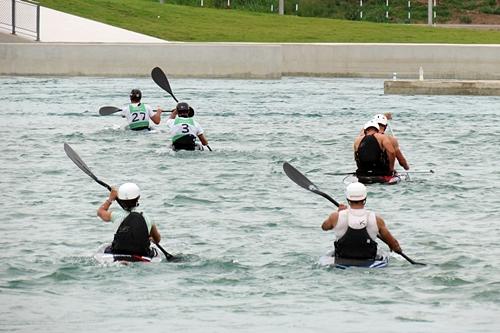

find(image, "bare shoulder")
[354,134,363,146]
[388,135,401,150]
[374,132,386,143]
[375,213,387,226]
[389,135,399,144]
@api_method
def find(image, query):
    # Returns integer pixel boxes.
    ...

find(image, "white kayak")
[343,173,410,185]
[93,243,165,264]
[319,249,389,269]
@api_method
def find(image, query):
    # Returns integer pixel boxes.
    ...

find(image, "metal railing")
[0,0,40,41]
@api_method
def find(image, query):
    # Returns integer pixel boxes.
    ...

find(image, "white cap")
[363,120,379,131]
[118,183,140,200]
[346,182,367,201]
[373,114,388,126]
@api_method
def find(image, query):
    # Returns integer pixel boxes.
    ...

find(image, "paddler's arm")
[169,108,177,119]
[198,133,209,146]
[391,137,410,170]
[381,135,396,173]
[376,215,402,253]
[353,136,361,152]
[395,148,410,170]
[150,106,162,125]
[97,188,118,222]
[321,204,347,230]
[353,137,360,161]
[150,224,161,244]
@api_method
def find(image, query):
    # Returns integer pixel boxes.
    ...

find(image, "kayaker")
[166,102,209,151]
[97,183,161,256]
[373,113,410,171]
[321,182,402,260]
[354,120,395,177]
[121,89,162,131]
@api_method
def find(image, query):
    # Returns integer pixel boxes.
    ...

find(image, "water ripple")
[2,76,500,332]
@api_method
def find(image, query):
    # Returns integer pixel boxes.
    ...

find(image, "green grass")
[38,0,500,43]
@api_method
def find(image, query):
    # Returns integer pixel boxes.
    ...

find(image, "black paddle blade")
[99,106,122,116]
[283,162,340,207]
[64,143,111,191]
[151,67,178,102]
[283,162,320,192]
[64,143,95,179]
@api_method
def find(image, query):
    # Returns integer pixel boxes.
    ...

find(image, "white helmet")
[118,183,140,200]
[363,120,379,131]
[346,182,367,201]
[373,114,388,126]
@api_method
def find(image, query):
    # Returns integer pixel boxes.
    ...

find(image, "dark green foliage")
[459,15,472,24]
[151,0,500,24]
[480,0,500,15]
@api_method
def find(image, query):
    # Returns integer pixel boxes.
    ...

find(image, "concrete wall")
[1,42,500,79]
[0,43,282,78]
[384,79,500,95]
[280,43,500,79]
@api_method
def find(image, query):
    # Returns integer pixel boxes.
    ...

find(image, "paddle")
[99,106,122,116]
[64,142,111,191]
[283,161,426,266]
[154,242,175,261]
[384,112,396,136]
[325,170,434,176]
[63,142,175,261]
[151,66,195,119]
[99,105,163,116]
[151,66,179,103]
[151,66,212,152]
[325,172,356,176]
[283,162,339,207]
[402,170,435,174]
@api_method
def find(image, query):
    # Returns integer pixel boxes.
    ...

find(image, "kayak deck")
[93,243,164,264]
[318,250,389,269]
[168,142,204,151]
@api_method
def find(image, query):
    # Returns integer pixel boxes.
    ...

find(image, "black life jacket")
[355,134,390,176]
[173,134,196,151]
[111,212,151,256]
[334,226,378,260]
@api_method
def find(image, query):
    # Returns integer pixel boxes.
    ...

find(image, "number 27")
[132,113,146,122]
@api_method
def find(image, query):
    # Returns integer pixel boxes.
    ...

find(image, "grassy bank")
[39,0,500,43]
[161,0,500,24]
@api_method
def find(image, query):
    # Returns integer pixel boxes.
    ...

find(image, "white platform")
[39,7,167,43]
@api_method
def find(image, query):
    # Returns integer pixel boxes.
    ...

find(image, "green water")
[1,76,499,332]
